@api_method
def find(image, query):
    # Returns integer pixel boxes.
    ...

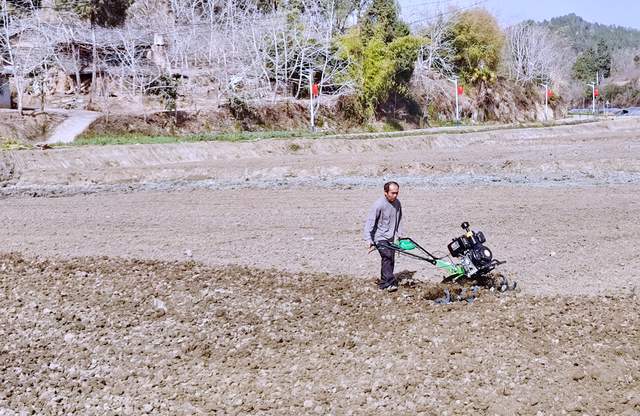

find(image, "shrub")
[448,9,504,84]
[603,83,640,106]
[146,75,179,112]
[339,30,422,118]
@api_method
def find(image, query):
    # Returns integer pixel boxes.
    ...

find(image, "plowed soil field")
[1,118,640,415]
[1,254,638,415]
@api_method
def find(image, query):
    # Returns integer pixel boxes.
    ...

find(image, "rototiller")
[378,222,507,283]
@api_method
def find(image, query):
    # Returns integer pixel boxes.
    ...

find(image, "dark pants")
[376,239,396,288]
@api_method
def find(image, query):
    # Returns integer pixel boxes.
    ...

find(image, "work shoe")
[383,284,398,292]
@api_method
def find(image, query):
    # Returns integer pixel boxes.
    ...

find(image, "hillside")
[535,13,640,52]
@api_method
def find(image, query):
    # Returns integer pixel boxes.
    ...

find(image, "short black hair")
[384,181,399,192]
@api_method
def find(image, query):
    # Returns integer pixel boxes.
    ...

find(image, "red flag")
[311,83,319,97]
[457,85,464,96]
[594,88,599,97]
[547,89,554,98]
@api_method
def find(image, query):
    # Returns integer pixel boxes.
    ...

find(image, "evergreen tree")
[55,0,131,28]
[360,0,409,43]
[572,39,612,82]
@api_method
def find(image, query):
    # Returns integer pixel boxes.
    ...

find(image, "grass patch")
[382,120,404,132]
[0,139,32,151]
[60,118,601,148]
[73,130,333,146]
[423,117,486,128]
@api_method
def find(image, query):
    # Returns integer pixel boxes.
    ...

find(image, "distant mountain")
[533,13,640,52]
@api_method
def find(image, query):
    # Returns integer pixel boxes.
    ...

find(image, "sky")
[398,0,640,30]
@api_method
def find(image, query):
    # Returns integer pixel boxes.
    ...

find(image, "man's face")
[384,184,399,203]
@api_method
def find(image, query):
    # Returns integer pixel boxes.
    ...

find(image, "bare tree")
[38,14,89,101]
[0,0,53,113]
[108,25,161,116]
[502,22,567,86]
[611,47,640,80]
[192,0,349,101]
[409,15,456,126]
[297,0,350,96]
[415,16,454,77]
[0,0,354,116]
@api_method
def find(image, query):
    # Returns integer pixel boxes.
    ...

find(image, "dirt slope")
[0,110,65,143]
[1,118,639,196]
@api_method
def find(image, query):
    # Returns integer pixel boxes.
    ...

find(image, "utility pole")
[309,70,315,132]
[593,70,600,114]
[449,77,459,125]
[597,71,603,115]
[588,82,596,116]
[541,83,548,121]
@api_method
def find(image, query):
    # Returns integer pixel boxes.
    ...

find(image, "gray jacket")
[363,196,403,244]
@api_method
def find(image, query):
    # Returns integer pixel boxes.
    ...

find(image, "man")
[363,181,404,292]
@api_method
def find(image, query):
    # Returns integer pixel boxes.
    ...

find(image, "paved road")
[45,110,101,144]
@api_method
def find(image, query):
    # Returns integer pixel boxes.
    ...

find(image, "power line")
[400,0,457,10]
[406,0,486,26]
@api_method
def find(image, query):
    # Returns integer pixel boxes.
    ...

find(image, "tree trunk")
[89,25,97,108]
[73,45,81,100]
[40,64,48,112]
[15,76,24,115]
